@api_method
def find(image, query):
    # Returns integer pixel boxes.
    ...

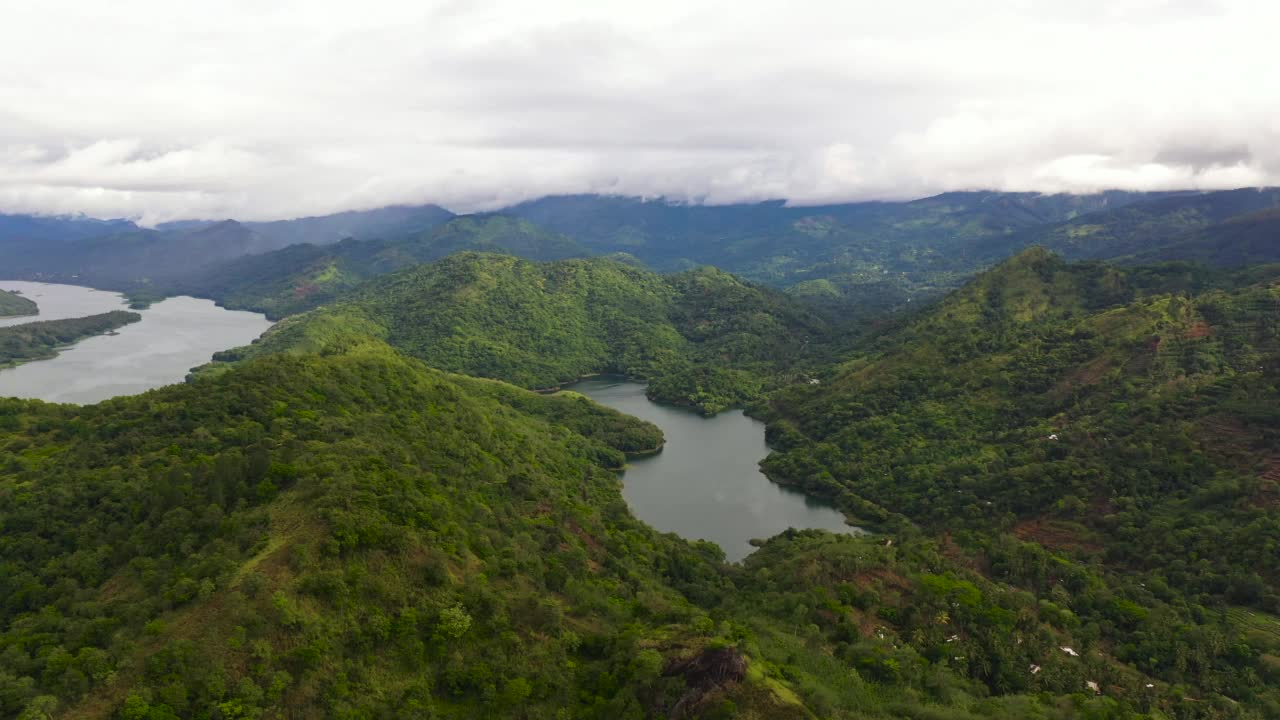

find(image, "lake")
[570,377,859,562]
[0,281,272,404]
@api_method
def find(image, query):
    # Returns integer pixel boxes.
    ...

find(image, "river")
[0,281,272,404]
[570,377,859,562]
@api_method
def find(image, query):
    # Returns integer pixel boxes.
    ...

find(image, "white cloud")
[0,0,1276,222]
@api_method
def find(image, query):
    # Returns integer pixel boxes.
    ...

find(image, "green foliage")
[760,249,1280,716]
[180,215,588,319]
[0,310,140,366]
[0,290,36,318]
[0,344,731,718]
[206,253,829,414]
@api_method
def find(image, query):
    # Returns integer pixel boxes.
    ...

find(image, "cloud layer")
[1,0,1277,223]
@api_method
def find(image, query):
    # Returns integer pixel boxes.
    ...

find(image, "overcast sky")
[1,0,1277,223]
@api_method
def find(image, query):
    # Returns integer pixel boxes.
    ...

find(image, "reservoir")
[0,281,272,404]
[571,377,859,562]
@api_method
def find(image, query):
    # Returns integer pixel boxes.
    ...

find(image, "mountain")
[205,252,829,414]
[0,213,138,244]
[0,220,273,288]
[0,205,458,296]
[159,203,456,247]
[976,188,1280,263]
[180,215,589,319]
[503,191,1178,312]
[1125,206,1280,267]
[0,290,37,318]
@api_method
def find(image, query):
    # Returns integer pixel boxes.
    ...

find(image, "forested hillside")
[180,215,587,319]
[5,336,1260,719]
[976,189,1280,264]
[0,311,141,366]
[760,248,1280,716]
[506,191,1170,310]
[1126,207,1280,267]
[0,291,36,318]
[205,253,828,413]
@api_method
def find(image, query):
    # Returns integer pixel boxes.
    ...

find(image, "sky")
[1,0,1277,224]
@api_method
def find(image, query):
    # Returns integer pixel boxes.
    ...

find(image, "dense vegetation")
[0,291,36,318]
[1,190,1279,719]
[179,215,587,319]
[7,335,1260,719]
[0,311,140,367]
[6,190,1273,323]
[976,189,1280,265]
[1126,207,1280,268]
[761,248,1280,716]
[205,253,828,414]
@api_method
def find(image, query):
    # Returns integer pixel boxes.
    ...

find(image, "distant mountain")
[181,214,588,318]
[206,252,828,413]
[1125,206,1280,267]
[0,212,138,244]
[0,205,458,293]
[157,203,455,245]
[0,220,276,287]
[504,190,1176,310]
[976,187,1280,263]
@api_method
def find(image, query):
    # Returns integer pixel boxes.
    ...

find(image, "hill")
[5,337,1261,719]
[0,310,141,366]
[0,290,37,318]
[760,248,1280,713]
[180,215,587,319]
[205,253,828,414]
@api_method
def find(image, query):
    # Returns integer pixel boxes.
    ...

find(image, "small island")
[0,311,142,368]
[0,289,38,318]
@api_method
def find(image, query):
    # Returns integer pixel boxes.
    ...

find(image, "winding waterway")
[571,377,859,562]
[0,281,272,404]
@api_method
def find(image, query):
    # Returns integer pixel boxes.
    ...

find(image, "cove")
[0,281,273,405]
[570,377,860,562]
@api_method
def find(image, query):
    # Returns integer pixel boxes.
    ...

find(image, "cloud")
[0,0,1276,223]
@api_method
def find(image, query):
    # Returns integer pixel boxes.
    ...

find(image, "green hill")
[760,248,1280,713]
[6,337,1259,719]
[0,290,36,318]
[206,253,829,414]
[181,215,588,319]
[0,310,141,366]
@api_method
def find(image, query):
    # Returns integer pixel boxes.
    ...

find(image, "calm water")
[0,281,272,404]
[570,377,859,562]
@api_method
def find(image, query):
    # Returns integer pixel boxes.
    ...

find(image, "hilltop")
[206,252,828,414]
